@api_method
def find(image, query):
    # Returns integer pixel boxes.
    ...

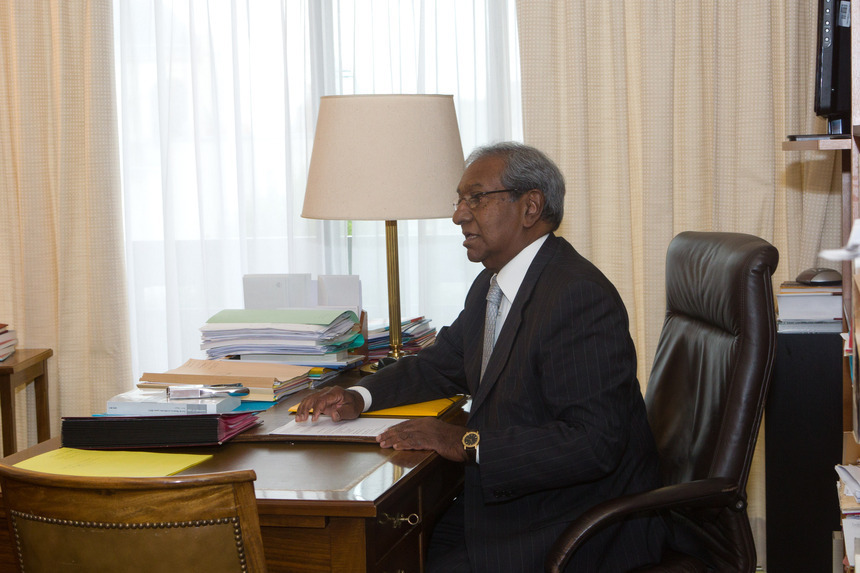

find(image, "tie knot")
[487,277,502,306]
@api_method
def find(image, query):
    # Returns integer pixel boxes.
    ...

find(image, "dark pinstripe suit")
[360,234,665,572]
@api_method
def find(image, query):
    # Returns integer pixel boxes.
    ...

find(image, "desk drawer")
[368,487,420,566]
[420,458,462,519]
[373,527,420,573]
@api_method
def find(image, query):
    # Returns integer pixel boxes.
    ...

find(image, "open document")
[271,416,408,443]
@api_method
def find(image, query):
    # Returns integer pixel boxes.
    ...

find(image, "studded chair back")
[0,464,267,573]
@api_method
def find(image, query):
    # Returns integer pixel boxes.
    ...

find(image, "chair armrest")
[545,477,738,573]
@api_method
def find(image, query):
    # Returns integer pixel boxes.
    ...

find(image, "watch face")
[463,431,479,448]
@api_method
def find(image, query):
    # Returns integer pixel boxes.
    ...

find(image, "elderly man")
[296,142,665,572]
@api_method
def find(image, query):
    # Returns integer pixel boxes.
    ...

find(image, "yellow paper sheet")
[13,448,212,477]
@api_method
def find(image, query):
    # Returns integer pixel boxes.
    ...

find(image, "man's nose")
[452,202,471,225]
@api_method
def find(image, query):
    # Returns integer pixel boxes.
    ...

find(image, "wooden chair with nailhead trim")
[0,464,267,572]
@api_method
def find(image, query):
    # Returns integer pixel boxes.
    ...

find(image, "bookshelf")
[768,4,860,568]
[781,138,852,151]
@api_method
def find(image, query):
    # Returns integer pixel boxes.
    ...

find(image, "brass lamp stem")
[385,220,403,358]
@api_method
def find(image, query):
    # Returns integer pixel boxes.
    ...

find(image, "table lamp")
[302,94,464,359]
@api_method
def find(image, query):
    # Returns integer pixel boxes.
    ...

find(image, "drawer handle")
[378,512,420,528]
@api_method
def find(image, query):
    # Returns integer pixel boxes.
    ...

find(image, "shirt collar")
[494,234,549,303]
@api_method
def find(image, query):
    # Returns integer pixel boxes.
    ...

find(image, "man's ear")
[522,189,544,227]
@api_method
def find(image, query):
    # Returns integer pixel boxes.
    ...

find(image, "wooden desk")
[0,349,52,456]
[0,395,464,573]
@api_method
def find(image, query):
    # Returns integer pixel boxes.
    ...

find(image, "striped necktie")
[481,276,503,380]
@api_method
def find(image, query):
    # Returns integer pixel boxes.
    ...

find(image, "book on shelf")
[776,281,843,321]
[106,388,241,416]
[779,280,842,293]
[777,319,843,333]
[61,411,260,449]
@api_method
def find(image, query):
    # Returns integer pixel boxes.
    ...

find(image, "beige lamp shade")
[302,94,465,221]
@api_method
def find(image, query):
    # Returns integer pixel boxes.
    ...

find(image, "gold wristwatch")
[462,430,479,463]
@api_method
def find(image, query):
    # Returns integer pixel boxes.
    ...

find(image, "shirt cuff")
[349,386,372,412]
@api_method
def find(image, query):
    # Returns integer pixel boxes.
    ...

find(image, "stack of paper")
[837,465,860,501]
[0,324,17,361]
[307,367,342,388]
[367,317,436,362]
[200,309,365,369]
[139,358,312,403]
[837,464,860,567]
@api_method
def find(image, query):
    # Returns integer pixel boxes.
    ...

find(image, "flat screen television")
[815,0,851,134]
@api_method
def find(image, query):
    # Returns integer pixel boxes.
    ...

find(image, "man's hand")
[377,418,468,462]
[294,386,365,422]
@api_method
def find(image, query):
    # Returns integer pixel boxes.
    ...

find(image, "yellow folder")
[289,396,465,418]
[14,448,212,477]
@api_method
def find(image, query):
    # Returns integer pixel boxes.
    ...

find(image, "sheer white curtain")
[113,0,522,377]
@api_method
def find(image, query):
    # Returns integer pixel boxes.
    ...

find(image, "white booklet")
[271,416,408,442]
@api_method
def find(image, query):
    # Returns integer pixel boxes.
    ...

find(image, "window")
[113,0,522,375]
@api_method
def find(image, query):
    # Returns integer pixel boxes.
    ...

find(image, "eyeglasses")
[453,189,519,211]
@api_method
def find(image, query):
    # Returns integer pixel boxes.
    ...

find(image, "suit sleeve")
[354,312,473,410]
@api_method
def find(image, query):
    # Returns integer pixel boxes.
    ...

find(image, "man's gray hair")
[466,142,565,230]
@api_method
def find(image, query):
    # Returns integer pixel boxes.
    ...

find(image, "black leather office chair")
[546,231,779,572]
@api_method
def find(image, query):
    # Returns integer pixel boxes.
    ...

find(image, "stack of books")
[138,358,312,403]
[367,317,437,362]
[60,378,262,449]
[776,281,843,333]
[200,308,365,369]
[0,324,16,361]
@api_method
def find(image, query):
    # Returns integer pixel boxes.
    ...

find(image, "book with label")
[107,389,240,416]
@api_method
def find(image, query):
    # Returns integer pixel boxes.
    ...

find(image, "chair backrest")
[0,464,267,573]
[645,231,778,489]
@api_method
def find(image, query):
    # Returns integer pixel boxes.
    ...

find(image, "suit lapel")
[470,235,559,413]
